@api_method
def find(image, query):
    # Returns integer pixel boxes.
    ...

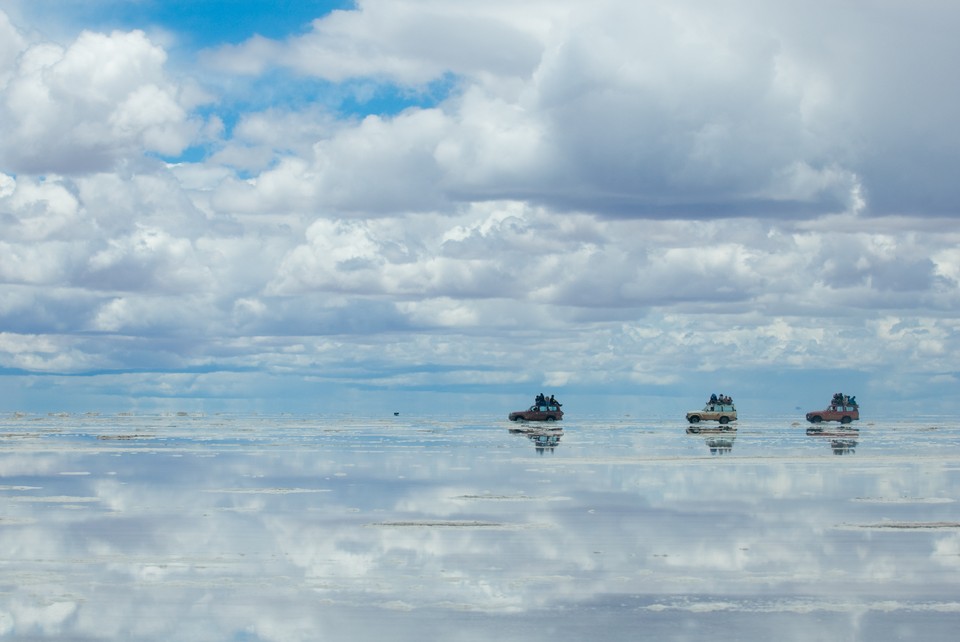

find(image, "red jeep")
[509,404,564,422]
[806,403,859,424]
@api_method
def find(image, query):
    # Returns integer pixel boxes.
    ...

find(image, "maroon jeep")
[805,404,859,424]
[509,404,564,422]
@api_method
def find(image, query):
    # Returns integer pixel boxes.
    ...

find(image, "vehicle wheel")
[512,416,523,421]
[809,415,822,423]
[545,416,556,422]
[719,416,729,425]
[840,416,852,424]
[688,416,700,423]
[688,426,701,434]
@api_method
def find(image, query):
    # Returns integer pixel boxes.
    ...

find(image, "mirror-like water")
[2,413,959,641]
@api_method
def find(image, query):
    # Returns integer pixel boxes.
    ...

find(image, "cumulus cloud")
[1,175,83,243]
[203,0,550,84]
[2,3,960,411]
[0,10,25,84]
[0,27,202,173]
[199,0,960,218]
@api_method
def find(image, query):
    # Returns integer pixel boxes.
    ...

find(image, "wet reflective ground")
[2,413,959,641]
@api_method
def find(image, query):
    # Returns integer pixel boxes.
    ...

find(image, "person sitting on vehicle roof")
[709,393,718,403]
[549,394,561,407]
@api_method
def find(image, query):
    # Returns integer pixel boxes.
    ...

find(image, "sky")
[1,0,959,416]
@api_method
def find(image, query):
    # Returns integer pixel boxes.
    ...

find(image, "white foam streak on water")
[2,413,960,641]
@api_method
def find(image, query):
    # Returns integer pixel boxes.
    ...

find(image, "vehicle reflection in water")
[5,413,960,641]
[684,425,737,435]
[508,425,563,454]
[805,426,860,455]
[528,430,563,454]
[685,425,737,455]
[705,435,735,455]
[831,438,858,455]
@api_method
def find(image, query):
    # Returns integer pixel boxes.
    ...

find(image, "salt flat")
[1,413,959,641]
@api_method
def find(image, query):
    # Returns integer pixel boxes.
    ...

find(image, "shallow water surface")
[2,413,959,640]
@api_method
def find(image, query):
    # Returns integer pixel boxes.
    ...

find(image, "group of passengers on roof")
[831,392,857,407]
[535,393,562,407]
[708,393,733,405]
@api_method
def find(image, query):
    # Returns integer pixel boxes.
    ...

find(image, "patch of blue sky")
[20,1,455,165]
[156,71,459,165]
[26,0,355,48]
[338,72,459,119]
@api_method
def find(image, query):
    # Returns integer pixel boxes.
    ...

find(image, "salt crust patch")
[96,434,155,440]
[369,520,506,528]
[11,496,99,503]
[642,599,960,614]
[453,494,571,502]
[850,522,960,530]
[203,488,331,494]
[367,520,551,530]
[0,516,37,525]
[432,600,523,613]
[853,497,954,504]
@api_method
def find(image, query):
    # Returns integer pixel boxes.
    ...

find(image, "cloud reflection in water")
[1,414,959,641]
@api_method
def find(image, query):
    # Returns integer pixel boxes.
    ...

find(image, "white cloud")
[0,332,99,372]
[203,0,551,84]
[0,9,25,86]
[2,4,960,410]
[82,225,214,294]
[199,0,960,218]
[1,175,82,242]
[0,27,202,173]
